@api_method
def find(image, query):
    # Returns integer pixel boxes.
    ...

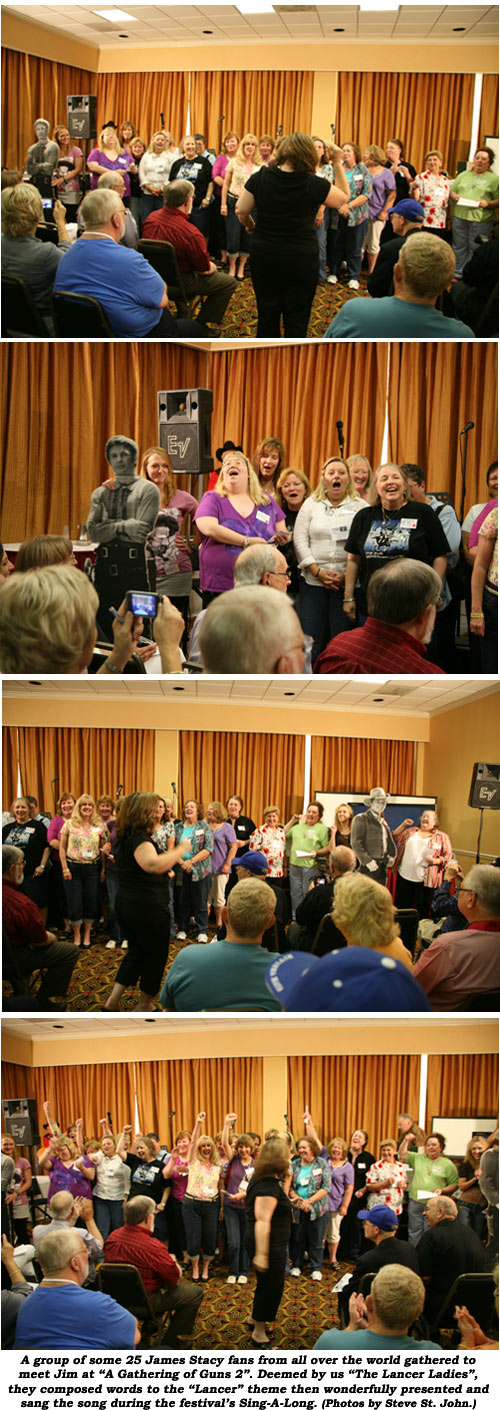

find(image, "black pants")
[166,1195,187,1259]
[395,875,434,919]
[249,1243,288,1322]
[250,246,318,337]
[115,888,171,997]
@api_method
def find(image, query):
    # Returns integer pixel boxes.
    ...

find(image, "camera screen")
[128,592,157,617]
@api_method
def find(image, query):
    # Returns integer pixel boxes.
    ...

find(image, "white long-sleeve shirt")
[138,150,179,191]
[293,495,365,585]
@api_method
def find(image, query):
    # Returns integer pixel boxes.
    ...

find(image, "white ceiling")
[2,677,500,717]
[2,1013,490,1040]
[3,3,498,51]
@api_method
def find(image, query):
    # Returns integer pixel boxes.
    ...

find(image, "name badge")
[336,524,349,534]
[400,518,418,529]
[195,828,204,836]
[256,510,270,523]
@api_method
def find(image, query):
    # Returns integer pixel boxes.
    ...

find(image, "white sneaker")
[326,274,337,285]
[291,1267,301,1277]
[121,939,128,949]
[197,933,208,943]
[348,279,359,290]
[176,931,187,940]
[105,939,116,950]
[237,1275,248,1285]
[312,1270,322,1281]
[227,1275,236,1284]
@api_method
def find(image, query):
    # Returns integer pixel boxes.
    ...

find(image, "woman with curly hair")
[220,132,261,279]
[332,871,413,972]
[59,794,108,948]
[47,791,76,935]
[194,450,287,605]
[87,124,134,196]
[245,1137,292,1345]
[38,1133,94,1201]
[102,791,190,1011]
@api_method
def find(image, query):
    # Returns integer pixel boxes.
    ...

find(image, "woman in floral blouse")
[249,805,290,888]
[411,150,451,233]
[364,1139,408,1216]
[183,1110,222,1282]
[174,800,214,943]
[60,794,108,948]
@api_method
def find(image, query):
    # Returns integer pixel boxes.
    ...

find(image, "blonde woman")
[206,802,237,928]
[59,794,108,947]
[51,124,83,209]
[293,456,364,663]
[332,871,413,971]
[457,1136,488,1238]
[183,1111,222,1281]
[362,145,396,273]
[87,123,134,196]
[142,444,197,639]
[194,450,287,605]
[221,132,261,278]
[347,454,372,503]
[138,131,173,219]
[1,182,70,331]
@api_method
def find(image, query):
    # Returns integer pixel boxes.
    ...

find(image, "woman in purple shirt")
[87,125,135,199]
[222,1113,255,1283]
[362,145,396,273]
[206,802,238,929]
[38,1135,94,1201]
[194,451,288,606]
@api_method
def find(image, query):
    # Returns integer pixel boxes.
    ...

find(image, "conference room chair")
[460,988,500,1011]
[98,1262,165,1343]
[137,237,205,320]
[1,274,47,336]
[87,645,147,675]
[427,1271,495,1342]
[51,290,114,336]
[395,908,419,958]
[35,221,59,245]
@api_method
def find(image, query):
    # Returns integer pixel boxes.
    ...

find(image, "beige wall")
[3,17,497,75]
[424,695,500,863]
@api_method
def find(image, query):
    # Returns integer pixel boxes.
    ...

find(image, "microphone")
[460,421,475,434]
[330,121,336,137]
[276,124,283,139]
[336,420,344,432]
[160,111,165,128]
[169,1109,176,1119]
[51,775,59,785]
[284,1111,290,1129]
[116,783,123,797]
[218,114,225,122]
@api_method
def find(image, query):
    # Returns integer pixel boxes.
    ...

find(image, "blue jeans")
[297,580,354,666]
[141,191,164,221]
[225,1205,250,1277]
[289,863,320,918]
[93,1195,125,1240]
[317,209,331,280]
[452,218,493,276]
[290,1210,328,1272]
[457,1202,486,1239]
[176,871,211,935]
[182,1197,219,1259]
[408,1197,427,1246]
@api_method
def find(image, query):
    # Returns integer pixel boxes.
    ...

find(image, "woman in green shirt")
[399,1131,458,1246]
[285,802,330,917]
[449,146,499,276]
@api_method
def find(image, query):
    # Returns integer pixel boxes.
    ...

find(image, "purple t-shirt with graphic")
[211,822,237,874]
[194,489,286,593]
[368,168,396,219]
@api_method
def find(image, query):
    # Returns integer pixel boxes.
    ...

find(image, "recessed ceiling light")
[52,1024,64,1029]
[284,690,296,696]
[173,686,184,691]
[333,28,345,33]
[237,1,275,14]
[92,10,139,23]
[453,27,466,32]
[203,30,214,35]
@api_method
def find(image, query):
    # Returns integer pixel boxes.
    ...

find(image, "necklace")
[381,504,403,521]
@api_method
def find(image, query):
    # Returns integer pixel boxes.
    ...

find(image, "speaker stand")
[476,808,485,863]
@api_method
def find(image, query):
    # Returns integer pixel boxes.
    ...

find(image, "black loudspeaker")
[468,762,500,810]
[157,388,214,476]
[67,95,98,141]
[2,1097,39,1146]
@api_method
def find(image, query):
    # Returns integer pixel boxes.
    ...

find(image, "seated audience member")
[1,183,70,332]
[96,171,138,246]
[15,534,73,571]
[0,566,147,675]
[332,872,413,971]
[142,179,237,329]
[1,169,23,190]
[324,235,474,339]
[33,1192,103,1280]
[315,558,445,674]
[367,198,425,296]
[53,188,202,338]
[479,1143,499,1271]
[198,584,305,674]
[290,845,356,954]
[417,1196,488,1323]
[1,1235,34,1349]
[2,844,79,1007]
[188,543,290,666]
[160,878,281,1011]
[266,946,430,1013]
[314,1263,441,1349]
[14,1228,139,1349]
[455,1262,499,1349]
[228,849,289,951]
[413,863,500,1010]
[104,1195,203,1350]
[430,859,468,934]
[338,1205,419,1321]
[451,227,499,336]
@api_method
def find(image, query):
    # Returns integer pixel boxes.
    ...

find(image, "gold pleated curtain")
[189,70,314,151]
[1,47,95,171]
[6,726,155,812]
[135,1057,263,1139]
[0,1061,136,1141]
[0,343,388,540]
[426,1054,498,1124]
[178,730,305,823]
[95,71,189,149]
[388,343,498,514]
[336,70,475,174]
[287,1054,421,1154]
[310,735,415,797]
[2,727,19,812]
[478,74,499,143]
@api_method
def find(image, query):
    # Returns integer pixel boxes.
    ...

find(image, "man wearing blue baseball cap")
[367,198,425,297]
[337,1203,419,1323]
[266,946,431,1013]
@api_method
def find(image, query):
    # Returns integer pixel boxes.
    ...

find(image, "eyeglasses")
[270,569,292,579]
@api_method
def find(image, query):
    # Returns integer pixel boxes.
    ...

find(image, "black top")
[2,819,48,877]
[169,155,212,206]
[417,1219,487,1318]
[281,507,301,596]
[232,815,257,858]
[295,878,346,956]
[385,160,417,204]
[348,1149,377,1193]
[246,1175,292,1256]
[333,828,351,849]
[345,1235,419,1299]
[115,829,167,898]
[245,167,330,253]
[125,1151,167,1203]
[345,500,449,614]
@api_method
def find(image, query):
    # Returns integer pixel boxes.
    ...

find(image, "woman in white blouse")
[293,457,364,665]
[411,150,450,233]
[139,131,174,221]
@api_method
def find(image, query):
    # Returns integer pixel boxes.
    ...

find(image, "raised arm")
[116,1124,132,1161]
[187,1112,205,1163]
[302,1107,322,1153]
[222,1112,238,1162]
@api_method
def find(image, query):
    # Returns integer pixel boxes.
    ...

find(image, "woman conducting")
[235,131,349,337]
[102,791,190,1012]
[245,1137,292,1346]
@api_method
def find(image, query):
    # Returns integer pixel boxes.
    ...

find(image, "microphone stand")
[336,422,345,455]
[459,424,473,523]
[217,115,225,151]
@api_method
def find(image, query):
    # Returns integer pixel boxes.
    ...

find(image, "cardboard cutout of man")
[350,787,397,885]
[26,119,60,196]
[87,435,160,642]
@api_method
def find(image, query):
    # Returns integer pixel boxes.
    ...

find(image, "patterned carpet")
[210,266,370,338]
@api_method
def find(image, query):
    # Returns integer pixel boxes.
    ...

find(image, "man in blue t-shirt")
[324,232,474,340]
[160,878,281,1011]
[53,187,202,339]
[14,1227,139,1349]
[314,1262,441,1350]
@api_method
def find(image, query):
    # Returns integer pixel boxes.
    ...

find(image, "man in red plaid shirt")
[142,179,237,331]
[104,1195,203,1349]
[315,557,446,675]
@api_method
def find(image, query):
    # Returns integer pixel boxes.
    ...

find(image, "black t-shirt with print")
[345,501,449,613]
